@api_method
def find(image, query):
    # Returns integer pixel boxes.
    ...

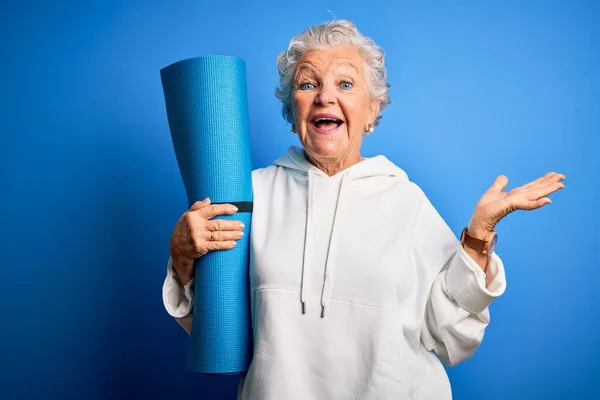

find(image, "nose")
[315,81,337,105]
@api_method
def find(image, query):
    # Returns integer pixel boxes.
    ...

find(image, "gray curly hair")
[275,19,391,129]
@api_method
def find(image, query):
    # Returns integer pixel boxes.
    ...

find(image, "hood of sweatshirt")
[271,146,408,317]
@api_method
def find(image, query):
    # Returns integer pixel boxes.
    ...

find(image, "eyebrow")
[295,64,318,77]
[295,61,360,79]
[338,61,360,75]
[293,66,317,86]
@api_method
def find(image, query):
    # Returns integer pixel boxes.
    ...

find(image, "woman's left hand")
[468,172,566,238]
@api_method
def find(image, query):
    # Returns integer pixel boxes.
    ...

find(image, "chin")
[308,145,348,162]
[301,130,350,159]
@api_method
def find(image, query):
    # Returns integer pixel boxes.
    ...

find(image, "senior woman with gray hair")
[163,20,565,399]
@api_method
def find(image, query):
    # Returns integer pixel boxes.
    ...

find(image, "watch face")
[489,234,498,254]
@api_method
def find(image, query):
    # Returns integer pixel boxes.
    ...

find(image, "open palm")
[470,172,566,233]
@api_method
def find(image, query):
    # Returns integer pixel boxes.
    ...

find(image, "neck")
[304,150,364,177]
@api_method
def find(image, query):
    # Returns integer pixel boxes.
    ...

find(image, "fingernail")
[230,206,238,213]
[231,241,237,246]
[205,197,210,202]
[237,231,244,238]
[547,199,552,204]
[239,223,245,229]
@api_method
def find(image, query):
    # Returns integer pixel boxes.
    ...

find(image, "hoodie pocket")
[368,308,411,385]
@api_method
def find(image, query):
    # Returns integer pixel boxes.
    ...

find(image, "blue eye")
[340,81,353,90]
[299,82,315,90]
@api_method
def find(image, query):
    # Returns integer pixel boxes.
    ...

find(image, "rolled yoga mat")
[160,55,253,375]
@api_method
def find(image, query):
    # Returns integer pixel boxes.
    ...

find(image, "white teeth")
[315,118,341,123]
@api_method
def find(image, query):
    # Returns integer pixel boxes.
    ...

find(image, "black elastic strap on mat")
[213,201,253,213]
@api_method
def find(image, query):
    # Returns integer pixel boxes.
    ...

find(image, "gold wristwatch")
[460,227,498,255]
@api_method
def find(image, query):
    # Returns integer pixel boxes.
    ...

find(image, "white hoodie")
[163,145,506,399]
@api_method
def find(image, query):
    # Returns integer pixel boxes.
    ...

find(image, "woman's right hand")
[169,197,245,286]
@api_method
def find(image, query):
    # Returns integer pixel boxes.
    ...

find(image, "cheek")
[345,98,371,126]
[292,94,311,117]
[347,88,368,108]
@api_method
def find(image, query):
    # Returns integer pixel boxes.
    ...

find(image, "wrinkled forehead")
[296,46,365,77]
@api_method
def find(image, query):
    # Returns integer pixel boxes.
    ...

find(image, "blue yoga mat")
[160,55,253,375]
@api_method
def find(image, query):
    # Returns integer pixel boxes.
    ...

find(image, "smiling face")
[291,46,380,169]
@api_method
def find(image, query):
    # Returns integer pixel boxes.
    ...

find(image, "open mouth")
[310,114,344,132]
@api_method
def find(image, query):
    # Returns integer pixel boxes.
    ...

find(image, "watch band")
[460,227,497,255]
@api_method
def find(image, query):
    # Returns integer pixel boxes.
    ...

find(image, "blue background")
[1,0,598,399]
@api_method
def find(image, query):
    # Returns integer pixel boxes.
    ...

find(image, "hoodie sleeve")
[411,194,507,366]
[162,257,194,335]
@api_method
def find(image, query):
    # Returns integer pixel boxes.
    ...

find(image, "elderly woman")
[163,20,564,399]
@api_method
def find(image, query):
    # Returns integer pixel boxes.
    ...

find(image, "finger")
[520,180,564,197]
[207,219,245,231]
[528,181,565,199]
[189,197,211,211]
[206,230,245,242]
[530,174,565,190]
[204,240,237,252]
[549,173,566,183]
[487,175,509,193]
[521,172,558,190]
[198,203,239,219]
[193,237,237,256]
[512,197,552,211]
[538,172,566,186]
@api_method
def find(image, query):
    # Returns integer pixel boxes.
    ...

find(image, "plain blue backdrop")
[1,0,598,399]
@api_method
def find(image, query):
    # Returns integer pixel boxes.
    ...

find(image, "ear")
[369,98,381,124]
